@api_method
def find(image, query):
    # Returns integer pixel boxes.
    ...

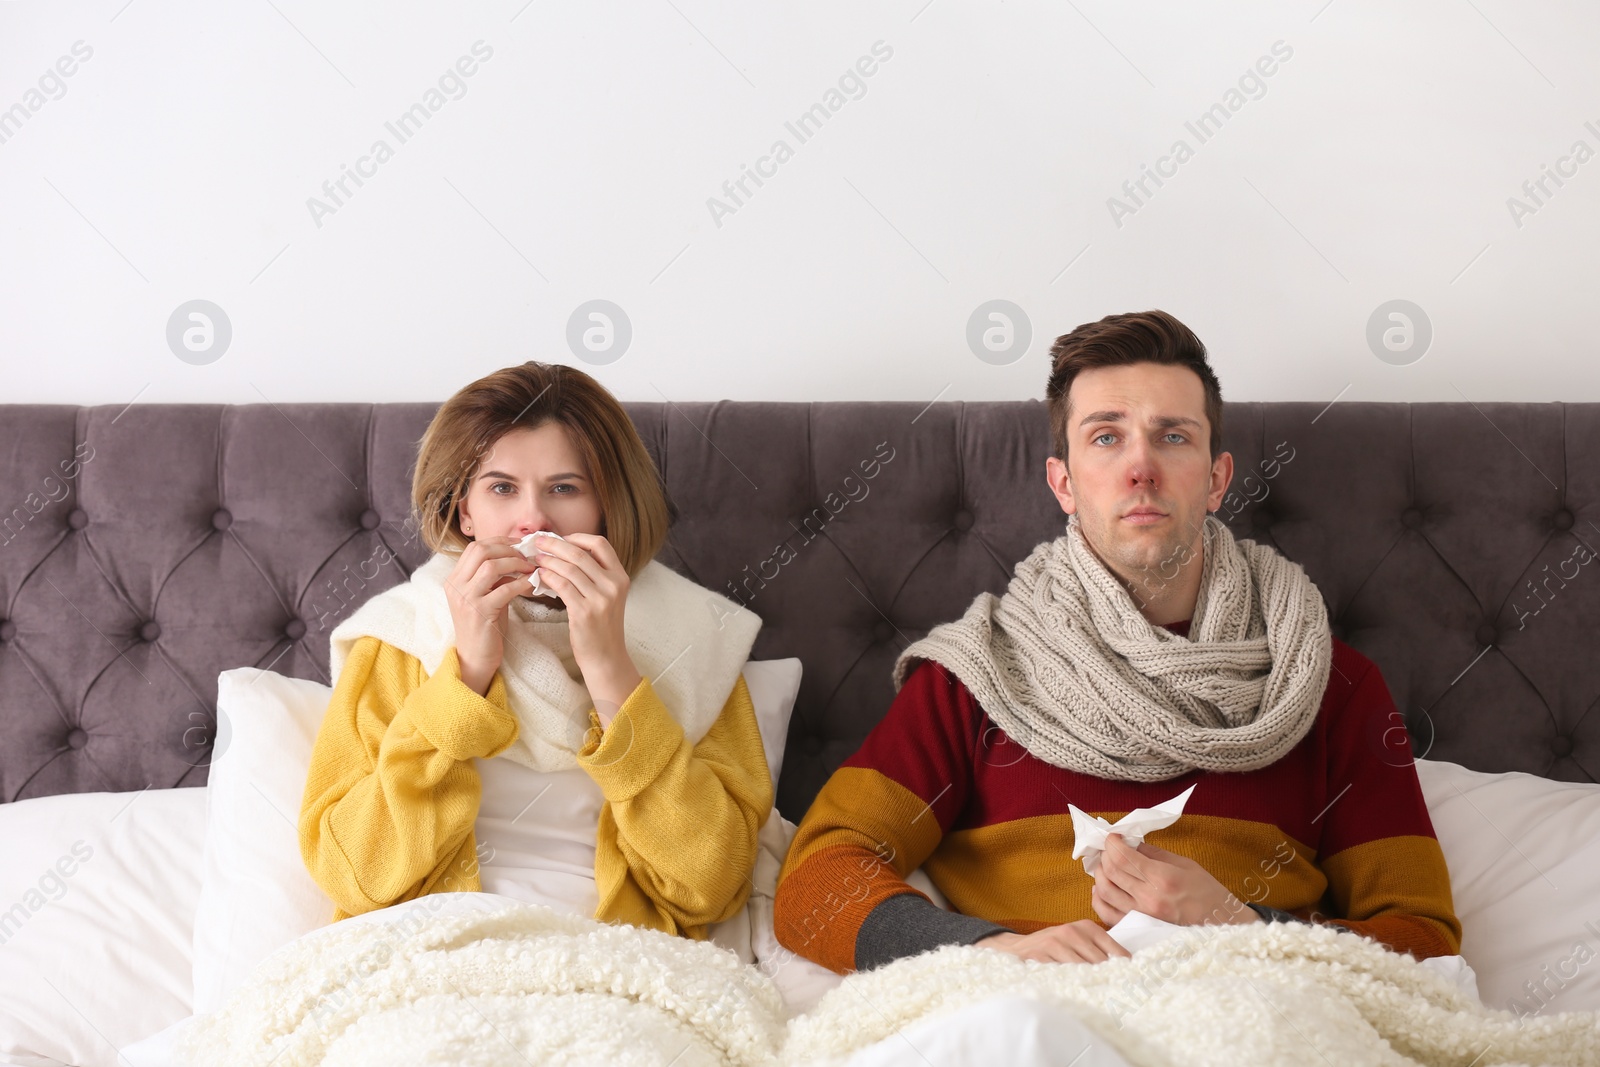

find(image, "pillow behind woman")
[297,361,771,939]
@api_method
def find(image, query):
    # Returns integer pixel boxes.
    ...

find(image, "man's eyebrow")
[1076,411,1203,431]
[1151,415,1204,430]
[475,470,589,482]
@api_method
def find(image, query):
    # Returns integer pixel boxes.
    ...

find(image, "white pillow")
[740,657,803,785]
[191,657,804,1015]
[1416,757,1600,1015]
[0,786,207,1067]
[189,668,343,1015]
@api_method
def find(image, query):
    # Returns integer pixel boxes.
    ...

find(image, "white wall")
[1,0,1597,406]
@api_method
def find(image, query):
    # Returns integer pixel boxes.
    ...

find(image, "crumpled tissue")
[1069,783,1195,876]
[513,531,566,598]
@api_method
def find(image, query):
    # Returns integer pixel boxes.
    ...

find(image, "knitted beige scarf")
[892,514,1331,782]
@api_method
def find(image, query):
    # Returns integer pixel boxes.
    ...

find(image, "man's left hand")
[1090,832,1259,928]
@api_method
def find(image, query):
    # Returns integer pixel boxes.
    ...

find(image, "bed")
[2,399,1598,1065]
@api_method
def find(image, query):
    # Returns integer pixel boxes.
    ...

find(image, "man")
[773,309,1461,973]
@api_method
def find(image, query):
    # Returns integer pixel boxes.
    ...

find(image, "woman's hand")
[444,536,537,696]
[1090,832,1260,928]
[526,532,642,723]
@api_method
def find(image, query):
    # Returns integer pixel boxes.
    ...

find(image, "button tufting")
[872,620,894,644]
[1474,623,1497,647]
[0,619,13,642]
[284,619,307,641]
[360,509,381,530]
[953,510,974,532]
[1552,735,1574,758]
[67,508,87,530]
[140,620,161,642]
[211,509,233,531]
[1553,509,1575,531]
[1401,508,1423,530]
[66,728,87,750]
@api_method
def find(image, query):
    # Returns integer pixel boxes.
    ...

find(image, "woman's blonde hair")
[412,362,671,576]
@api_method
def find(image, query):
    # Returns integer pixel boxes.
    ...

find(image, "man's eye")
[1093,433,1116,446]
[1164,433,1187,444]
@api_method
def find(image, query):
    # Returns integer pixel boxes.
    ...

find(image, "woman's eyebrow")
[475,470,589,482]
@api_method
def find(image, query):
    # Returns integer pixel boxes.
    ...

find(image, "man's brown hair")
[1045,309,1223,462]
[411,361,671,576]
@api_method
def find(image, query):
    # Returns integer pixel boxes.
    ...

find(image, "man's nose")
[1121,439,1158,487]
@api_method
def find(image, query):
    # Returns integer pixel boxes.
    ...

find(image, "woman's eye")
[490,482,515,495]
[551,484,574,495]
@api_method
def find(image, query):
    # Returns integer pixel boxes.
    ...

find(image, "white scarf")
[329,553,762,772]
[892,515,1331,782]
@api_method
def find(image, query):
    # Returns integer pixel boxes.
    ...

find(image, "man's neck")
[1122,546,1204,627]
[1137,591,1198,627]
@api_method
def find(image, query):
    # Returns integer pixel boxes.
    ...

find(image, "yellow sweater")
[298,634,773,939]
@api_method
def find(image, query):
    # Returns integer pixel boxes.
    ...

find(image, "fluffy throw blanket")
[176,894,1599,1067]
[174,895,786,1067]
[785,921,1600,1067]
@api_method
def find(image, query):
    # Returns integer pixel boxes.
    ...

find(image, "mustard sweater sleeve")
[298,635,520,919]
[578,673,773,939]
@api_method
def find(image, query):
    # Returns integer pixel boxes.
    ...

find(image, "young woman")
[297,362,771,939]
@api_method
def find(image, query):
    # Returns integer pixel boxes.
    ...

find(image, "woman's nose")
[514,509,556,536]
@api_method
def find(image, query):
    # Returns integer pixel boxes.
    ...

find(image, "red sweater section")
[851,628,1437,861]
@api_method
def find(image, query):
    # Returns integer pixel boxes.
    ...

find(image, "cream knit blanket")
[174,896,1600,1067]
[784,922,1600,1066]
[893,514,1332,781]
[173,895,786,1067]
[329,552,761,773]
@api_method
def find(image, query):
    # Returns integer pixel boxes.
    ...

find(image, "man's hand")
[976,921,1133,964]
[1091,832,1260,928]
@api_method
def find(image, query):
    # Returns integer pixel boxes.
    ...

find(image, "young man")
[774,309,1461,973]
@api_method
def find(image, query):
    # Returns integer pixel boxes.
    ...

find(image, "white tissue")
[1069,784,1195,875]
[1106,909,1186,953]
[513,531,566,598]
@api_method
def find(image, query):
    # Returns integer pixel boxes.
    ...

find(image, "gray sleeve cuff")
[1248,902,1310,925]
[854,891,1013,972]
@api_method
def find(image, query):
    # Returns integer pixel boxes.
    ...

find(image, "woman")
[297,362,771,939]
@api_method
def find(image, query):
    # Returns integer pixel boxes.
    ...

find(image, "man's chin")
[1098,536,1180,582]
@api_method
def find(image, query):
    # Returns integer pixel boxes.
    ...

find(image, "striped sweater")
[774,623,1462,974]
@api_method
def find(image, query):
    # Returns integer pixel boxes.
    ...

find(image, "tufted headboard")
[2,400,1596,819]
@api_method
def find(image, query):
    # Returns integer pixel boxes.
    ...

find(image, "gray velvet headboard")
[2,400,1595,820]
